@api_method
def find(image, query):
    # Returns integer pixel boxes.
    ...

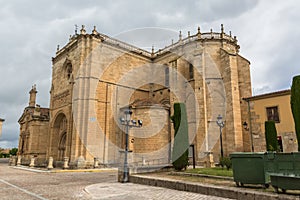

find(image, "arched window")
[66,63,72,79]
[63,59,73,80]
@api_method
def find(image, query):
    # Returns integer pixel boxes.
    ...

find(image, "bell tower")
[29,84,37,107]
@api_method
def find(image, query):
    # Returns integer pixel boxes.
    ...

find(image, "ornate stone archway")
[49,113,68,162]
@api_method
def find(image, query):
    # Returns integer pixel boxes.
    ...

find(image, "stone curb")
[51,168,117,173]
[129,175,299,200]
[169,171,233,181]
[12,166,50,173]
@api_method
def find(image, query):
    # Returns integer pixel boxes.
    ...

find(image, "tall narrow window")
[266,106,280,123]
[170,60,177,87]
[66,63,72,79]
[189,63,194,79]
[165,67,169,87]
[170,60,177,69]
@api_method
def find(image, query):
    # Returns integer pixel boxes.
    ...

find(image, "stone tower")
[29,84,37,107]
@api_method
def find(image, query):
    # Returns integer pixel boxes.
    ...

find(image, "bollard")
[142,157,146,166]
[9,156,16,166]
[29,156,35,168]
[93,157,99,168]
[205,152,215,168]
[47,157,53,170]
[17,155,21,166]
[117,168,124,183]
[63,157,69,169]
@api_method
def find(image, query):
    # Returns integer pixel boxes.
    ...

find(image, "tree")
[265,121,278,151]
[171,103,189,171]
[9,148,18,156]
[291,75,300,151]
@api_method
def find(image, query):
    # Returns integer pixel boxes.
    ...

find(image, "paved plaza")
[0,162,115,199]
[0,162,230,200]
[85,182,231,199]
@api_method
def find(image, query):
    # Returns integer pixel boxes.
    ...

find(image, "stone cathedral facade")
[18,24,252,168]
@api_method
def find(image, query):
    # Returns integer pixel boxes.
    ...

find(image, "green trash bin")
[270,173,300,193]
[230,152,273,188]
[273,153,294,175]
[292,152,300,175]
[265,152,295,176]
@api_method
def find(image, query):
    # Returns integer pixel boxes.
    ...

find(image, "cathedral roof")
[55,24,241,61]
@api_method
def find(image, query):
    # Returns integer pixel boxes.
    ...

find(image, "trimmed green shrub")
[219,156,232,170]
[265,121,278,151]
[171,103,189,171]
[9,148,18,156]
[291,75,300,151]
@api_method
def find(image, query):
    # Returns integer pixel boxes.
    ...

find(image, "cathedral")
[18,24,252,168]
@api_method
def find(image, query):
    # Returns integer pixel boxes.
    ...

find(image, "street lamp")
[120,108,142,183]
[216,114,225,158]
[243,121,254,152]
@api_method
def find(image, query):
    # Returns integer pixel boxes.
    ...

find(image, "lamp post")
[216,115,225,158]
[120,108,142,183]
[243,121,254,152]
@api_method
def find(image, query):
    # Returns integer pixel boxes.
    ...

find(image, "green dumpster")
[265,152,297,175]
[268,152,300,193]
[272,153,294,175]
[292,152,300,175]
[230,152,273,187]
[270,173,300,193]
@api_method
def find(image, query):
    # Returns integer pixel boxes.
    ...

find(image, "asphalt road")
[0,162,116,200]
[0,162,230,200]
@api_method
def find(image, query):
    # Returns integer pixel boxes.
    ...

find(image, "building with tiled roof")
[243,89,297,152]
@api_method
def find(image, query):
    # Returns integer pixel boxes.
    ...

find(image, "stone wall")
[19,26,252,168]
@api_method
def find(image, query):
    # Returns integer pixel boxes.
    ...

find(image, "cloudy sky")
[0,0,299,148]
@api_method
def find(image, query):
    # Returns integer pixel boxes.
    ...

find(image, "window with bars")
[266,106,280,123]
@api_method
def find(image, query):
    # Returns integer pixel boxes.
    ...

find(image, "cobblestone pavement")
[0,163,230,200]
[84,182,231,200]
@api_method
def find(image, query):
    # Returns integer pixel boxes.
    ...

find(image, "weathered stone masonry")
[18,24,252,168]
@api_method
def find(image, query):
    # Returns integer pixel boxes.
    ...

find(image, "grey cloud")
[195,0,259,21]
[232,0,300,94]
